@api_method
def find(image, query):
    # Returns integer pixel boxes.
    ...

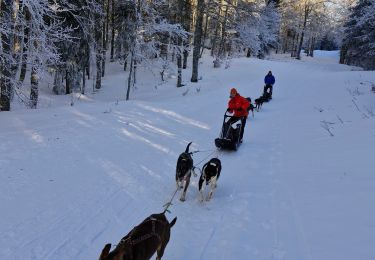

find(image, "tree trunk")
[19,25,29,83]
[126,52,134,100]
[177,0,184,87]
[307,37,312,57]
[110,0,115,61]
[309,37,315,57]
[65,60,80,95]
[30,28,40,108]
[10,0,22,93]
[0,74,11,111]
[183,0,192,68]
[86,42,90,80]
[82,64,86,94]
[95,12,103,89]
[101,18,106,77]
[86,65,90,80]
[291,32,299,57]
[246,48,251,57]
[78,41,87,95]
[191,0,205,82]
[183,47,189,69]
[283,31,288,54]
[0,0,13,111]
[2,0,20,103]
[66,67,71,94]
[296,31,305,60]
[339,46,347,64]
[217,5,228,59]
[53,68,65,94]
[200,14,209,58]
[30,60,39,109]
[96,53,102,89]
[133,60,137,86]
[105,0,110,49]
[210,12,221,57]
[177,38,183,87]
[296,6,309,60]
[160,33,169,61]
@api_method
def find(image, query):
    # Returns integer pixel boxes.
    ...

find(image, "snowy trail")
[1,54,375,260]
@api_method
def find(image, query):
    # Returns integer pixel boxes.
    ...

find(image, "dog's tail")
[169,217,177,228]
[99,244,112,260]
[185,142,192,153]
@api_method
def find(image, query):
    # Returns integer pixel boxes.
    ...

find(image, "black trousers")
[264,84,273,96]
[226,116,247,141]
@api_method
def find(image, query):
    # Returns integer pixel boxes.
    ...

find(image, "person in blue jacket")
[264,71,275,98]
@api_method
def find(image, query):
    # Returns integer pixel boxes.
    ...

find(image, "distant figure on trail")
[264,71,275,98]
[226,88,250,142]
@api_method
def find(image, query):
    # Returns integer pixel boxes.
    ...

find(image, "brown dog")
[99,213,177,260]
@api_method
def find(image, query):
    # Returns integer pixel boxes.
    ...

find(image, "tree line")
[340,0,375,70]
[0,0,372,111]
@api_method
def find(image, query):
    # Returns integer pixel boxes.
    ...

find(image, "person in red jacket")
[226,88,250,142]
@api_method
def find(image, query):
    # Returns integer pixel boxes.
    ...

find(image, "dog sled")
[215,111,244,151]
[262,86,272,102]
[262,91,272,102]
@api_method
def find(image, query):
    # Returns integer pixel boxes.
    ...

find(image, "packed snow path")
[1,53,375,259]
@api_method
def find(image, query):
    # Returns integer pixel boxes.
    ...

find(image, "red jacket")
[228,94,250,117]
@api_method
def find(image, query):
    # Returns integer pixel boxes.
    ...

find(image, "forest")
[0,0,374,111]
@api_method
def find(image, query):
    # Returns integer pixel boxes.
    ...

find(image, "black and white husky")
[176,142,194,201]
[198,158,222,201]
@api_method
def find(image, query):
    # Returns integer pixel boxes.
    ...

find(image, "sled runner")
[215,111,243,151]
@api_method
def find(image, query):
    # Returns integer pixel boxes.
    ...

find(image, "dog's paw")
[179,197,186,202]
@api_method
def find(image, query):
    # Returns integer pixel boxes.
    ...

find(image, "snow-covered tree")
[279,0,334,59]
[231,0,280,59]
[51,0,101,94]
[0,0,14,111]
[1,0,72,110]
[341,0,375,70]
[234,4,262,58]
[116,0,188,98]
[258,2,280,57]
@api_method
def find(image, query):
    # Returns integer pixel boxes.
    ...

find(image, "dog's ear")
[99,243,111,260]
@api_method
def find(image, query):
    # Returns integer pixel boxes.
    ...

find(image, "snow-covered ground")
[1,52,375,260]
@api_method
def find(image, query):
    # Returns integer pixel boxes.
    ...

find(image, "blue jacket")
[264,74,275,85]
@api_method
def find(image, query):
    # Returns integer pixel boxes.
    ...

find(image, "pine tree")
[48,0,101,95]
[230,1,279,59]
[258,2,280,57]
[341,0,375,70]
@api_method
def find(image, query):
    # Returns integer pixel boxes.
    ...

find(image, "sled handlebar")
[224,110,243,117]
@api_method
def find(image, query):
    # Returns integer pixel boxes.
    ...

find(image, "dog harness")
[119,217,164,246]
